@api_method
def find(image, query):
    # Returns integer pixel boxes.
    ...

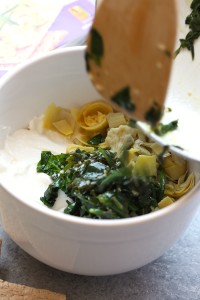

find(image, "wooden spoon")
[86,0,177,126]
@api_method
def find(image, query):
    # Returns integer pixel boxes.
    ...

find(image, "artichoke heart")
[158,196,174,209]
[73,133,91,145]
[77,101,113,132]
[53,120,73,136]
[134,154,157,177]
[163,153,187,181]
[43,103,75,135]
[164,172,195,199]
[66,143,94,153]
[106,112,127,128]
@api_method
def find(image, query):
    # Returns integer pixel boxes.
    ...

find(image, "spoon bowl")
[86,0,177,125]
[87,0,200,162]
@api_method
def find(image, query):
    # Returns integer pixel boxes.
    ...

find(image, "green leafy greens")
[85,28,104,71]
[175,0,200,59]
[111,86,135,112]
[87,134,104,145]
[154,120,178,136]
[145,102,162,126]
[37,148,166,219]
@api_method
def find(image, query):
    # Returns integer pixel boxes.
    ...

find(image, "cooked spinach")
[87,134,104,145]
[37,148,166,219]
[85,51,91,72]
[89,28,104,66]
[157,145,169,166]
[175,0,200,59]
[173,145,185,150]
[40,184,59,207]
[145,102,162,126]
[163,49,172,58]
[111,86,135,112]
[128,119,137,128]
[154,120,178,136]
[158,170,165,200]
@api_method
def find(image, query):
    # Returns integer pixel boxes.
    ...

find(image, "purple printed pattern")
[0,0,95,78]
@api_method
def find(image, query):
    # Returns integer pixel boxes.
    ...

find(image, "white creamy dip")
[0,116,70,212]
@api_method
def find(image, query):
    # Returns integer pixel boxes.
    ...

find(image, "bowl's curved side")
[0,180,200,276]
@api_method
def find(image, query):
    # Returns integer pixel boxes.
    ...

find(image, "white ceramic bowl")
[0,46,200,276]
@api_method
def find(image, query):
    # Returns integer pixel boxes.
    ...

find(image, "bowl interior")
[0,46,99,132]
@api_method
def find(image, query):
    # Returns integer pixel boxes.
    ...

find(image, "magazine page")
[0,0,95,77]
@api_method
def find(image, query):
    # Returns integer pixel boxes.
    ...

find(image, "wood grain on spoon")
[86,0,177,126]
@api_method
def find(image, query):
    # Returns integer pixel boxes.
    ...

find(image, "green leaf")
[128,119,137,128]
[83,161,107,180]
[154,120,178,136]
[87,134,104,145]
[98,147,117,167]
[175,0,200,59]
[145,102,162,126]
[84,51,91,72]
[111,86,135,112]
[89,28,104,66]
[37,151,68,176]
[158,170,165,200]
[40,184,59,208]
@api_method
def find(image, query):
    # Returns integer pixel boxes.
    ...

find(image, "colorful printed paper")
[0,0,95,77]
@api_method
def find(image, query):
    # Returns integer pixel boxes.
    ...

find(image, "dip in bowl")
[0,46,200,276]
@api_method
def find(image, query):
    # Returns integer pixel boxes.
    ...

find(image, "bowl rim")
[0,45,200,228]
[0,45,86,90]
